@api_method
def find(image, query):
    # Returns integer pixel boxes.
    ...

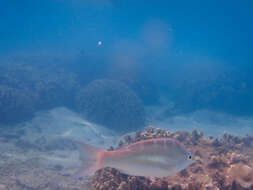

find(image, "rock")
[0,184,9,190]
[212,139,222,147]
[123,135,132,145]
[90,129,253,190]
[207,155,229,169]
[118,181,128,190]
[229,163,253,189]
[173,131,190,142]
[2,126,253,190]
[0,85,35,124]
[191,129,203,144]
[0,61,79,125]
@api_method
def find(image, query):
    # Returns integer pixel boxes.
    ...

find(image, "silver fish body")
[99,138,194,177]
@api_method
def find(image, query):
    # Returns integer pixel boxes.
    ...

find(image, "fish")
[76,138,194,177]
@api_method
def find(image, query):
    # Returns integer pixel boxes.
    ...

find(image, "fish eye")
[186,152,192,160]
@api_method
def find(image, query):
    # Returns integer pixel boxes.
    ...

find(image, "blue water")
[1,0,253,137]
[0,1,253,189]
[0,0,253,148]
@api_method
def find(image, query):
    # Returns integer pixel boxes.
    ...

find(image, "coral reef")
[0,61,78,124]
[1,126,253,190]
[167,64,252,115]
[76,79,146,132]
[0,85,35,124]
[90,127,253,190]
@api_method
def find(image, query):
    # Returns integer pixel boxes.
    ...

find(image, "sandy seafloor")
[0,107,118,190]
[1,107,253,190]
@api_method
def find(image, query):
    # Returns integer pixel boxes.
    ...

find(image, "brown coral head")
[229,163,253,188]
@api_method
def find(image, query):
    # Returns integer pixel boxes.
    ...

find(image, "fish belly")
[106,155,175,177]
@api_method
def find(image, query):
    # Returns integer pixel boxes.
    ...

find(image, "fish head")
[185,151,194,165]
[166,150,194,174]
[160,139,195,175]
[175,151,194,171]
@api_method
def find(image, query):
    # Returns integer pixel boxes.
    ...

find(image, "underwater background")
[0,1,253,190]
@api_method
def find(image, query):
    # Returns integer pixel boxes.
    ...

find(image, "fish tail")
[74,141,104,178]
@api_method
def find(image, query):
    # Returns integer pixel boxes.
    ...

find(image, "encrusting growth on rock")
[90,126,253,190]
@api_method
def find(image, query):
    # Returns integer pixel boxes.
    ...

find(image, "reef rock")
[0,85,35,124]
[0,60,79,124]
[91,127,253,190]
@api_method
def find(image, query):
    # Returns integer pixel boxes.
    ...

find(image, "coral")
[91,127,253,190]
[31,68,78,110]
[0,85,35,124]
[1,127,253,190]
[0,61,79,124]
[167,64,251,115]
[76,79,146,132]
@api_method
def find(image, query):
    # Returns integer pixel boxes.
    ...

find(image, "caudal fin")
[75,141,104,178]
